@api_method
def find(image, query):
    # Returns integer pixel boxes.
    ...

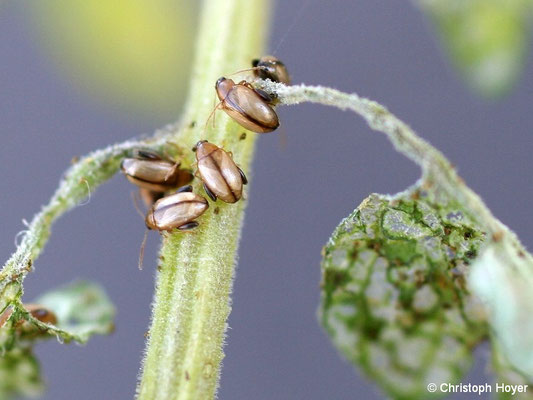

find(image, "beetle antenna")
[131,191,146,219]
[138,229,148,270]
[226,66,263,78]
[204,100,222,133]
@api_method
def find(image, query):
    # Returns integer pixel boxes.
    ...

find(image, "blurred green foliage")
[417,0,533,97]
[0,281,114,398]
[27,0,197,121]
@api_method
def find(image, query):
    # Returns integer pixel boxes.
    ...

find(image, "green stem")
[0,134,169,325]
[136,1,270,399]
[259,81,508,236]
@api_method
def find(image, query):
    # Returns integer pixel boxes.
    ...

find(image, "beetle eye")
[251,59,259,67]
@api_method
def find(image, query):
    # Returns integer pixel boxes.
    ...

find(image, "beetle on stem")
[251,55,291,85]
[194,140,247,203]
[145,185,209,232]
[138,186,209,270]
[121,149,193,194]
[210,77,280,133]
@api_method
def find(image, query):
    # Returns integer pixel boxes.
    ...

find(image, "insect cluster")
[121,56,289,268]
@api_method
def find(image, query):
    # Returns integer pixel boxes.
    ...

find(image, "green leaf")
[0,347,44,399]
[263,80,533,392]
[417,0,532,97]
[492,344,533,400]
[0,281,113,398]
[319,188,489,399]
[470,240,533,381]
[33,280,115,343]
[1,281,114,351]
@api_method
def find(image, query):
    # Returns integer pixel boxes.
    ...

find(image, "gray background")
[1,1,532,399]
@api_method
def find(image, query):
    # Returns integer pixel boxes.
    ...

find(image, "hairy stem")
[0,133,170,324]
[260,81,512,237]
[136,1,270,399]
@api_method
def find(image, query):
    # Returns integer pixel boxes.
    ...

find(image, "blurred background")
[1,0,532,399]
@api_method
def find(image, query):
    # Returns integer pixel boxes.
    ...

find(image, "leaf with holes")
[319,187,491,399]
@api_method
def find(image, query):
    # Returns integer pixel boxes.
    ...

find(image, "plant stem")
[136,1,270,399]
[0,134,169,325]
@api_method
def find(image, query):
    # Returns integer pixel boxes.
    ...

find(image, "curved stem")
[0,133,170,322]
[136,1,270,399]
[259,80,508,236]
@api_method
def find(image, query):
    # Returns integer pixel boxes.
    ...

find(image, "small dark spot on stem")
[189,121,196,128]
[239,132,247,141]
[465,250,477,259]
[492,231,504,242]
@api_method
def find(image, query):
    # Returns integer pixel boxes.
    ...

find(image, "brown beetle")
[0,304,57,328]
[121,149,193,193]
[215,77,279,133]
[145,185,209,232]
[194,140,247,203]
[139,185,209,270]
[251,56,291,85]
[25,304,58,325]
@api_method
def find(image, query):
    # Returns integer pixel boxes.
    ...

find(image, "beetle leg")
[178,221,199,231]
[177,185,193,193]
[163,162,179,182]
[238,80,254,89]
[203,183,217,202]
[194,169,201,181]
[237,167,248,185]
